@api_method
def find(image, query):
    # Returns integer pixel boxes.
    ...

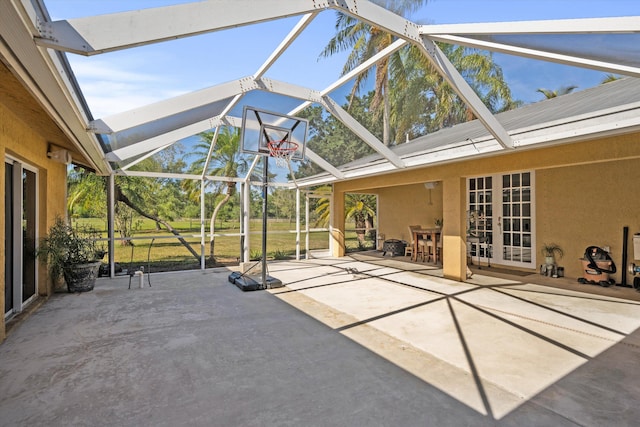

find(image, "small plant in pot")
[37,216,106,293]
[541,243,563,265]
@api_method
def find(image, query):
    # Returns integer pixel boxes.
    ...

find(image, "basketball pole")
[261,154,269,286]
[230,107,306,291]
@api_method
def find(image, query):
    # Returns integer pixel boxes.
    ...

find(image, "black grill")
[382,239,406,256]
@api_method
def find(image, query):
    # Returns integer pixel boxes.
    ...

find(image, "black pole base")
[229,272,284,291]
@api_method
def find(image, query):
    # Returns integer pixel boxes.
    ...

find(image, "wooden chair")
[425,235,435,262]
[408,225,427,261]
[404,243,413,257]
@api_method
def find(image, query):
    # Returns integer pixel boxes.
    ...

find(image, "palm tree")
[345,194,377,244]
[536,85,578,99]
[321,0,429,146]
[322,2,515,144]
[182,127,251,261]
[313,190,377,246]
[601,74,621,84]
[390,43,516,138]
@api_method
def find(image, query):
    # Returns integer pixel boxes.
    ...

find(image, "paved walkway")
[2,254,640,426]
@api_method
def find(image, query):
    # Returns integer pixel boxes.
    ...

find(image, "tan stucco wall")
[333,133,640,282]
[536,157,640,281]
[377,183,444,242]
[1,82,69,342]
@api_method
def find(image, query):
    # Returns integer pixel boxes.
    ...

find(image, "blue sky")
[44,0,640,117]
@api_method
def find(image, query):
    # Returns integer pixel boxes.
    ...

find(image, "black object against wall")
[620,226,632,288]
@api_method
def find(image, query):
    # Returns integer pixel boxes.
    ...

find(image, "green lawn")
[73,218,375,272]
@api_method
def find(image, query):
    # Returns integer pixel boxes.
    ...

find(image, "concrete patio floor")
[2,253,640,426]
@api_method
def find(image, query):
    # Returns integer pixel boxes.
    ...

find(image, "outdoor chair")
[408,225,427,261]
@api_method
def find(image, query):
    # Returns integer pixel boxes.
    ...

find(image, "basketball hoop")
[267,140,298,168]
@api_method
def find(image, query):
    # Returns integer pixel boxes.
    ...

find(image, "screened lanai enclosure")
[15,0,640,276]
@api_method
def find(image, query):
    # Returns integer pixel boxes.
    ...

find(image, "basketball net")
[267,140,298,168]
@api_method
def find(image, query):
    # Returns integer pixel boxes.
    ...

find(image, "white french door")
[468,171,535,269]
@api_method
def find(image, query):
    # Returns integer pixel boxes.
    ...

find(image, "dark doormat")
[471,266,534,276]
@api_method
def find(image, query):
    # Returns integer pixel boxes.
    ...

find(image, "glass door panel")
[469,171,535,269]
[23,168,37,302]
[468,176,493,261]
[4,159,38,317]
[499,172,534,266]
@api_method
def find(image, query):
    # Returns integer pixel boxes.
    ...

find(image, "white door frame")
[4,156,39,318]
[467,170,536,269]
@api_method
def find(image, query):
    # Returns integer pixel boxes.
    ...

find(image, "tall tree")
[321,0,429,146]
[391,43,516,139]
[67,145,200,260]
[269,188,297,223]
[297,97,379,178]
[67,168,106,220]
[322,2,515,146]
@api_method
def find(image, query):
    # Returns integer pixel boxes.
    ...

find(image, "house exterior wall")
[377,183,444,242]
[0,81,69,343]
[332,132,640,282]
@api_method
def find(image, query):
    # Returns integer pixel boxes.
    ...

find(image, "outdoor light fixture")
[47,143,72,164]
[424,181,438,205]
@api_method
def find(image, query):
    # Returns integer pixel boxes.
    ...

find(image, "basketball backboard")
[240,106,308,161]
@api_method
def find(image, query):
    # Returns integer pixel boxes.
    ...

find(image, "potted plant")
[541,243,563,265]
[37,216,105,293]
[434,218,443,228]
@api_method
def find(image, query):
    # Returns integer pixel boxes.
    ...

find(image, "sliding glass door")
[4,159,38,318]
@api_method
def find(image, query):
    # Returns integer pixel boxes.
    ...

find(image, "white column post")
[305,192,310,260]
[108,174,115,278]
[243,181,251,263]
[295,188,301,260]
[200,178,206,270]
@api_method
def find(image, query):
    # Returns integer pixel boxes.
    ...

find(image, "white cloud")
[68,56,187,117]
[70,60,162,83]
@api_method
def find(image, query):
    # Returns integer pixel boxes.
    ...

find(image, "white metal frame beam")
[97,76,325,141]
[105,116,240,162]
[35,0,324,55]
[419,17,640,36]
[417,36,514,148]
[288,38,408,116]
[100,9,347,179]
[90,79,248,134]
[253,12,318,79]
[115,159,292,189]
[332,0,514,149]
[33,0,640,178]
[321,96,406,168]
[50,0,518,168]
[102,79,321,161]
[428,35,640,78]
[421,16,640,78]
